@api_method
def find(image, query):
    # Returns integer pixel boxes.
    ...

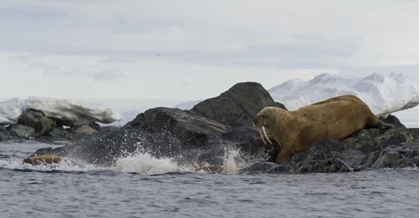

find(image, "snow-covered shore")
[0,97,121,126]
[176,73,419,118]
[1,73,418,128]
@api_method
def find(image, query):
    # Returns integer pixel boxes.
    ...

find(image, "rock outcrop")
[0,97,122,142]
[191,82,282,127]
[20,82,419,174]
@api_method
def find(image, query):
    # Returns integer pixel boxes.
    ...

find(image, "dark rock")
[408,128,419,142]
[342,128,414,154]
[9,124,35,139]
[240,158,352,174]
[45,127,72,139]
[352,142,419,171]
[275,102,288,110]
[238,161,280,174]
[0,126,8,141]
[241,135,280,162]
[88,122,101,131]
[380,115,405,128]
[125,107,229,148]
[292,138,347,162]
[221,126,259,145]
[18,109,55,137]
[291,158,352,174]
[191,82,279,127]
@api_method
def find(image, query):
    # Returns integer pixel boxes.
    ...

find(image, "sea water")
[0,141,418,218]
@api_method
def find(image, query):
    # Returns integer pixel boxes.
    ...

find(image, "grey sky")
[0,0,418,100]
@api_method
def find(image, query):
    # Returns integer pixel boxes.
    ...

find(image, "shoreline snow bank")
[269,73,418,117]
[0,97,121,126]
[175,73,419,117]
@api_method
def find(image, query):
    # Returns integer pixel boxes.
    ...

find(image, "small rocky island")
[0,83,418,174]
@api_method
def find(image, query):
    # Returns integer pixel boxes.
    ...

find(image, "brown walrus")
[23,155,62,166]
[253,95,387,163]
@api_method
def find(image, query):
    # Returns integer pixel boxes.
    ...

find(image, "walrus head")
[253,107,276,145]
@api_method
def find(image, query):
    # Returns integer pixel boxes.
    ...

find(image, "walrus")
[23,155,62,166]
[23,154,86,168]
[253,95,387,163]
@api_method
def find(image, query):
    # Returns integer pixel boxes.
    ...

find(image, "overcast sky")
[0,0,418,102]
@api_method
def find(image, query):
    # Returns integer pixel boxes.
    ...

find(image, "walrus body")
[253,95,386,163]
[23,155,62,166]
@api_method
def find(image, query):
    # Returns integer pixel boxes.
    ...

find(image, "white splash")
[0,157,98,172]
[113,153,185,175]
[222,149,239,174]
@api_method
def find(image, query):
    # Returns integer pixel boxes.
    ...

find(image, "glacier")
[175,73,419,117]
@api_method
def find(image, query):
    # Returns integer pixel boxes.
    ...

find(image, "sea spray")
[113,152,185,175]
[0,156,98,172]
[222,149,239,174]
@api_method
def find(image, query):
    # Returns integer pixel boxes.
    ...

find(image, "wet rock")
[238,162,280,174]
[18,109,55,137]
[292,138,347,162]
[240,158,352,174]
[191,82,279,127]
[240,135,281,162]
[291,158,352,174]
[0,126,9,141]
[50,127,186,166]
[342,128,414,154]
[352,143,418,171]
[126,107,229,148]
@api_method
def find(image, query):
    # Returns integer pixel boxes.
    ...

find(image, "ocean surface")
[0,141,418,218]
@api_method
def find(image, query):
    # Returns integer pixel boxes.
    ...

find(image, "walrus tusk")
[262,126,273,145]
[258,127,267,145]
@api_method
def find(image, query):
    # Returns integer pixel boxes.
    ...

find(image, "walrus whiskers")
[259,128,267,145]
[262,126,273,144]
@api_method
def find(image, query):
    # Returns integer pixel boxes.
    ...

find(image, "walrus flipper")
[275,146,296,163]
